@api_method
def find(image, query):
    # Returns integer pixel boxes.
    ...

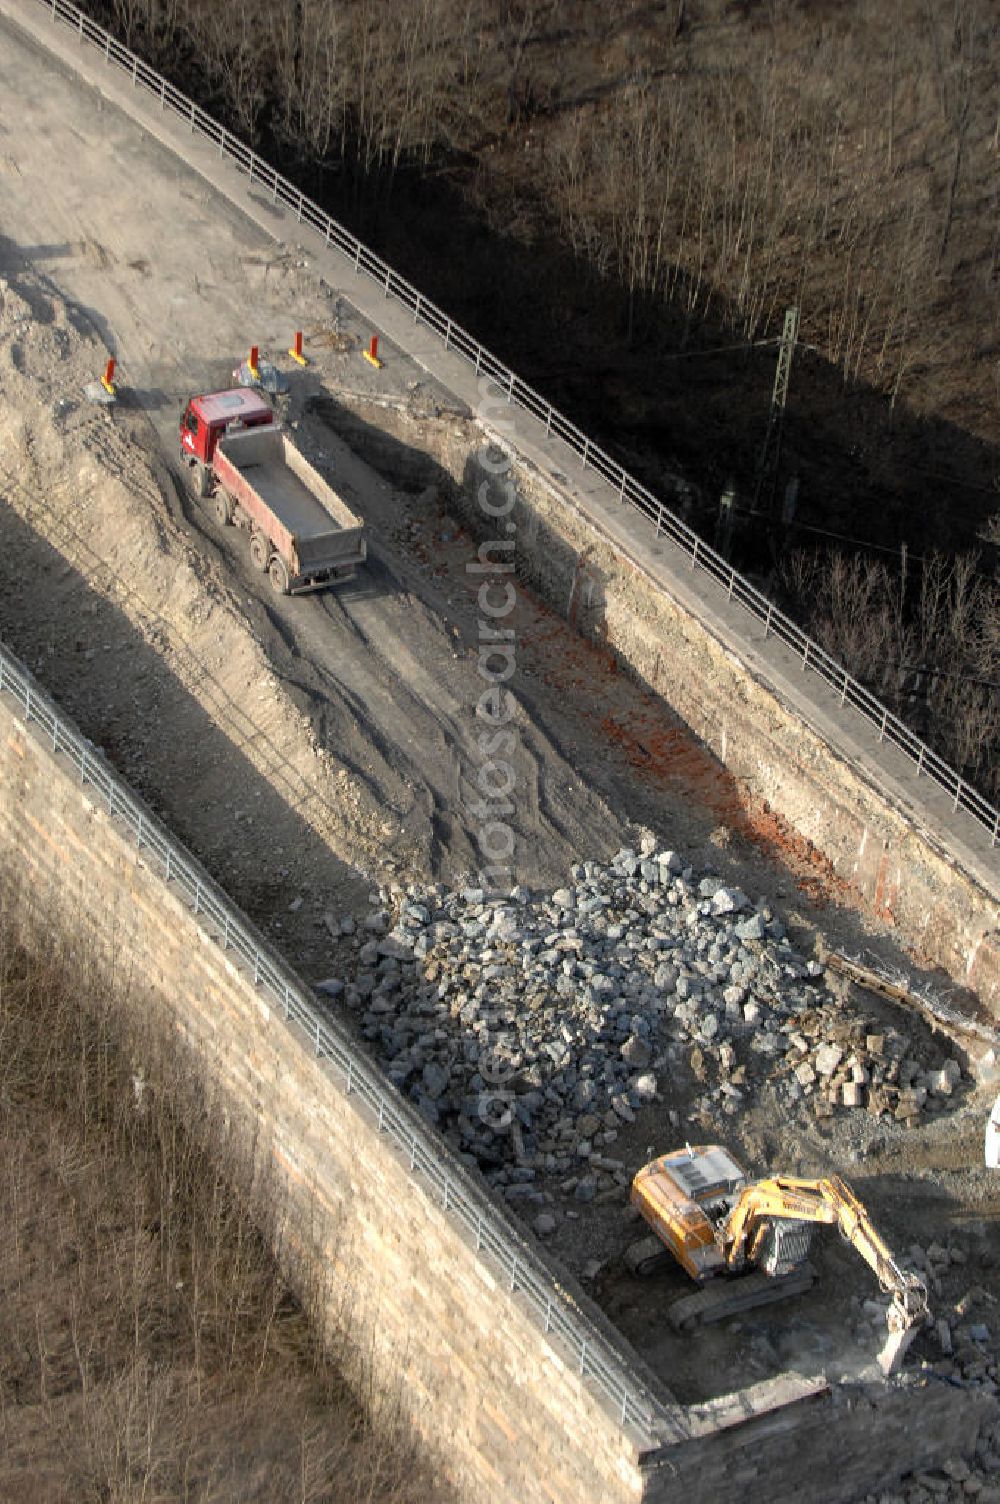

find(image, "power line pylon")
[753,305,799,516]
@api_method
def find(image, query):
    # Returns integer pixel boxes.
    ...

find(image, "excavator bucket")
[877,1320,919,1376]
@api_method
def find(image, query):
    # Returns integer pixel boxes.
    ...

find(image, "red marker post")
[363,334,382,369]
[101,357,116,396]
[289,329,308,367]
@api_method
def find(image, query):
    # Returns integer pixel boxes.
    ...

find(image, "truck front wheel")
[268,556,290,595]
[249,532,270,571]
[188,460,210,500]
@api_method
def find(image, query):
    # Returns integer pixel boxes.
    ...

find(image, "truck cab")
[180,387,274,468]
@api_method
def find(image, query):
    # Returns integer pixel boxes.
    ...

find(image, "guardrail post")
[443,1176,450,1210]
[219,128,226,158]
[619,472,626,504]
[690,537,699,570]
[444,320,451,350]
[105,33,110,60]
[131,55,137,85]
[297,192,304,223]
[545,1298,552,1332]
[193,880,201,915]
[273,178,279,206]
[78,11,84,39]
[579,1338,587,1375]
[325,222,331,246]
[728,569,735,600]
[222,913,229,949]
[24,684,31,722]
[474,346,482,374]
[247,154,254,186]
[315,1017,321,1055]
[354,242,362,271]
[879,707,887,742]
[802,640,810,670]
[80,746,87,784]
[764,602,773,639]
[656,504,663,536]
[414,294,422,325]
[136,813,143,848]
[346,1058,354,1093]
[384,267,391,297]
[510,1255,518,1291]
[378,1098,384,1132]
[476,1214,483,1250]
[283,982,290,1017]
[993,812,998,848]
[916,745,925,777]
[164,847,171,882]
[189,100,195,132]
[253,952,260,986]
[581,437,589,472]
[507,371,514,402]
[160,78,166,109]
[841,671,849,705]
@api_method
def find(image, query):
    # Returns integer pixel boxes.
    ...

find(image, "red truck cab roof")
[190,388,273,428]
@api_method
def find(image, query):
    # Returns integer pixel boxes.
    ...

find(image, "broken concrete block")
[841,1081,866,1108]
[633,1072,657,1102]
[928,1067,954,1096]
[621,1035,652,1068]
[795,1061,817,1089]
[894,1089,924,1120]
[815,1042,844,1076]
[866,1033,886,1056]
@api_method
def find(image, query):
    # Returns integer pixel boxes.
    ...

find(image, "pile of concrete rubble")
[318,838,967,1211]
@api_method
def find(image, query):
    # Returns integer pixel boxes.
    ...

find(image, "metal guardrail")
[36,0,1000,852]
[0,638,668,1439]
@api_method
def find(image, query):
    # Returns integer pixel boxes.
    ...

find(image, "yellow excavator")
[626,1144,929,1375]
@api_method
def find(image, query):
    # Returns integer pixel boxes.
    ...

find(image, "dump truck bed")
[214,426,365,589]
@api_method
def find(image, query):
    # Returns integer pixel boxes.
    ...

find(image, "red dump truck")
[179,387,366,594]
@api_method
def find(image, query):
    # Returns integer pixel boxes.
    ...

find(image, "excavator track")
[667,1263,817,1333]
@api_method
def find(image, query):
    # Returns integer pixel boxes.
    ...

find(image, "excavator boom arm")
[724,1173,929,1348]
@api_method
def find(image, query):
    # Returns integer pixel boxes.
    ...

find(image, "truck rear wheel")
[249,532,270,571]
[268,556,290,595]
[214,490,234,526]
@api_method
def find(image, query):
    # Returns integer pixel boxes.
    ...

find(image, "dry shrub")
[780,548,1000,800]
[0,899,440,1503]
